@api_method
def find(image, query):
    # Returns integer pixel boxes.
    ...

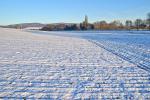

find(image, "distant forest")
[41,13,150,31]
[2,13,150,31]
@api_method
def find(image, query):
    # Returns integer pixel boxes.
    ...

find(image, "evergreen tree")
[125,20,132,30]
[135,19,142,30]
[147,13,150,30]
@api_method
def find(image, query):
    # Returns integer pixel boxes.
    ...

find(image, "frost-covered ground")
[34,30,150,72]
[0,28,150,99]
[81,31,150,72]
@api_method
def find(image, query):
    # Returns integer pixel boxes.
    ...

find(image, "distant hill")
[0,25,5,28]
[3,23,46,29]
[2,23,78,30]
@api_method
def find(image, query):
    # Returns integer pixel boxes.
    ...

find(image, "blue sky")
[0,0,150,25]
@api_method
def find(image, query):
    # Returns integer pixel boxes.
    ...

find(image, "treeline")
[41,13,150,31]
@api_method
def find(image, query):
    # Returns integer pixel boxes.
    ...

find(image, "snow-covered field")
[0,28,150,99]
[81,31,150,72]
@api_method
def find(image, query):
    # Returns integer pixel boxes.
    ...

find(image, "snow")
[36,30,150,71]
[0,28,150,99]
[23,27,42,30]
